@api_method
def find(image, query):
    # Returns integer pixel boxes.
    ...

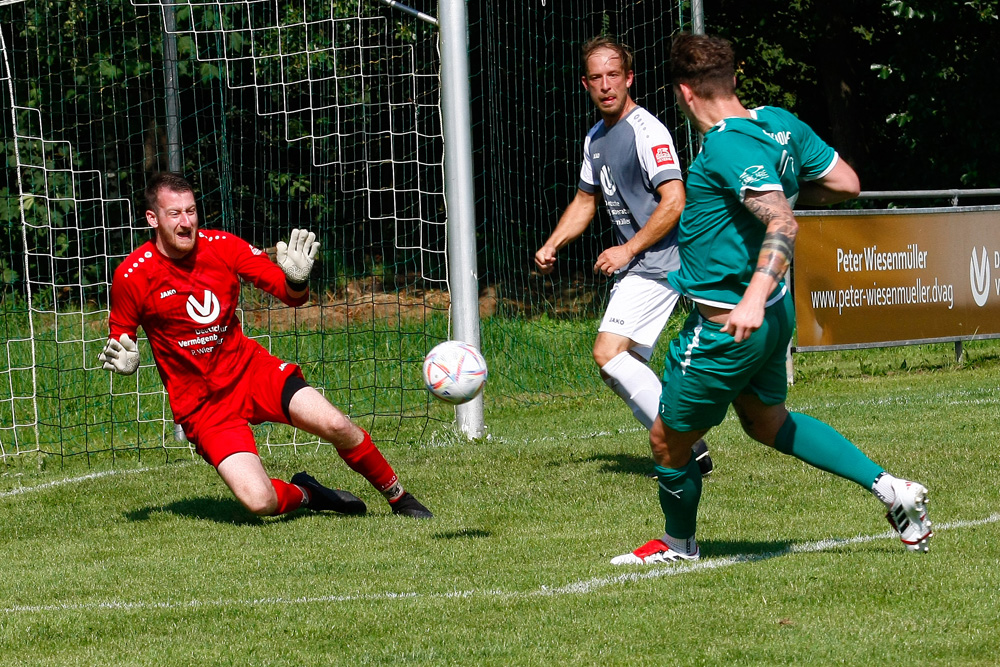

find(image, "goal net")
[0,0,690,464]
[0,0,448,463]
[470,2,691,403]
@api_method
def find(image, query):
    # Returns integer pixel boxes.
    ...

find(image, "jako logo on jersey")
[739,165,770,186]
[186,290,221,325]
[159,289,177,299]
[970,246,990,307]
[652,144,675,166]
[600,165,618,197]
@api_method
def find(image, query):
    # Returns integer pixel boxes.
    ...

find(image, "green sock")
[773,412,883,488]
[654,456,702,539]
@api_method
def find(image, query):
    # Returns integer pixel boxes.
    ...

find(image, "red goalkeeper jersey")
[108,230,309,422]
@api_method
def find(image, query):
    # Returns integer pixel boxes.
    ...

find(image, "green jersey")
[667,106,837,307]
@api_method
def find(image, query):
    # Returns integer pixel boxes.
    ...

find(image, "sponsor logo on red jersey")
[652,144,675,166]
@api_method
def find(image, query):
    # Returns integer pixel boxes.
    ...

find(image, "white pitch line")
[0,464,193,499]
[2,513,997,616]
[540,513,1000,595]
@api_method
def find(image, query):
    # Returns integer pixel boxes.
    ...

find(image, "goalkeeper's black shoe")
[692,439,714,477]
[291,471,367,515]
[390,492,433,519]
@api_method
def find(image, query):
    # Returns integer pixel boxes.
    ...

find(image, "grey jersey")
[578,106,683,278]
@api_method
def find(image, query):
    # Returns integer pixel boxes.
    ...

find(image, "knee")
[735,405,784,447]
[239,486,279,516]
[740,423,769,446]
[735,410,760,443]
[649,435,671,466]
[593,339,625,368]
[649,419,693,468]
[320,412,355,442]
[592,344,610,368]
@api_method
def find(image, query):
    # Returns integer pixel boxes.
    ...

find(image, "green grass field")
[1,341,998,665]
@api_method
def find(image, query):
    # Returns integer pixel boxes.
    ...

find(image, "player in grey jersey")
[534,36,711,474]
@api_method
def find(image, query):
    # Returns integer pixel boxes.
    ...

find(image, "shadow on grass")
[583,453,654,476]
[696,539,793,559]
[581,453,719,481]
[433,528,492,540]
[126,497,277,525]
[125,497,368,525]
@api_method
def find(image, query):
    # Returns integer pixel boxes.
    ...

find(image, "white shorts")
[598,273,682,360]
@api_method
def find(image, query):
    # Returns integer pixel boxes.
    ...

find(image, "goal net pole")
[439,0,484,439]
[159,0,182,173]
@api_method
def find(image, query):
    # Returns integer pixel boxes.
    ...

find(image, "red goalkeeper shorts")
[181,349,305,468]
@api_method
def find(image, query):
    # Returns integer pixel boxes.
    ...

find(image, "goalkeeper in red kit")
[99,172,431,519]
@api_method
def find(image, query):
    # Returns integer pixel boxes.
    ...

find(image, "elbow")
[844,176,861,199]
[822,173,860,205]
[838,160,861,199]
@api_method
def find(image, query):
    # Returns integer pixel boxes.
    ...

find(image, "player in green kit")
[611,33,933,565]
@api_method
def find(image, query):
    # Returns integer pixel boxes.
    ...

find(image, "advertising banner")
[793,208,1000,350]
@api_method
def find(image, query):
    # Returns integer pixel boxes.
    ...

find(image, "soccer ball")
[422,340,488,404]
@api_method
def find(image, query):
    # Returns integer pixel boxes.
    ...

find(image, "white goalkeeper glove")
[275,228,320,287]
[99,334,140,376]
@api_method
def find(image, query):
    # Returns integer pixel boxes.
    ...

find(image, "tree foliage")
[2,0,998,309]
[705,0,1000,190]
[1,0,438,304]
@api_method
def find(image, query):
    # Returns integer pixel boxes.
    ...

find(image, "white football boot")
[611,537,700,565]
[885,478,932,553]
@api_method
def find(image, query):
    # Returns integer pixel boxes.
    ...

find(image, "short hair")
[669,33,736,99]
[581,36,634,76]
[144,172,194,213]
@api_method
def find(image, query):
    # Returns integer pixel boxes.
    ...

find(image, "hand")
[534,245,557,275]
[99,334,140,375]
[276,229,320,284]
[594,245,634,277]
[720,299,764,343]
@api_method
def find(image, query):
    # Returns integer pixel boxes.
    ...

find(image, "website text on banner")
[793,209,1000,350]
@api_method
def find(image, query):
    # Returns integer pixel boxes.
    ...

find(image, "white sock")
[662,532,698,556]
[871,471,897,508]
[600,350,661,430]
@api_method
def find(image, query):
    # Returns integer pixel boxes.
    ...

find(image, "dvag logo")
[970,247,992,308]
[187,290,221,324]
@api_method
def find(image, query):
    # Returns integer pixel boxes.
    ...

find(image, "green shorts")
[659,292,795,432]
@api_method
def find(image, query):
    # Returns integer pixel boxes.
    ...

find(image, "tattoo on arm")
[757,231,795,280]
[744,191,798,283]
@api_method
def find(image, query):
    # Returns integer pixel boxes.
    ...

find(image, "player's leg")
[285,380,432,518]
[612,309,732,565]
[595,331,659,426]
[595,275,712,473]
[594,275,674,428]
[197,419,363,516]
[185,396,310,517]
[611,417,708,565]
[733,394,932,551]
[216,451,294,516]
[734,291,884,488]
[733,393,883,485]
[734,293,931,551]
